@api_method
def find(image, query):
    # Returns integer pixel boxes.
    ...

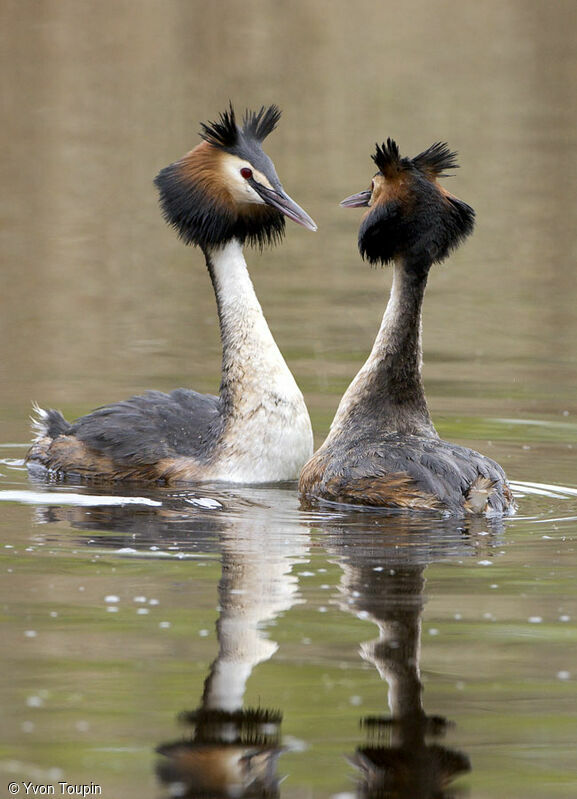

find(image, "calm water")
[1,1,577,797]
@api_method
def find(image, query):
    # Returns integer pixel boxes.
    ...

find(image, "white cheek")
[240,181,264,204]
[221,159,265,205]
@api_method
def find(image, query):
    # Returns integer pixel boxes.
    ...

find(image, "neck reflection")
[156,495,309,799]
[325,514,483,798]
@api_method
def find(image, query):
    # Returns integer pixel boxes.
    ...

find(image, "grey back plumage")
[69,390,224,465]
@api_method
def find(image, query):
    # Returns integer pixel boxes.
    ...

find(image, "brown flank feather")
[300,455,442,510]
[324,473,442,510]
[32,436,171,483]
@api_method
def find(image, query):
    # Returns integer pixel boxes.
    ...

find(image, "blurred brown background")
[1,0,576,481]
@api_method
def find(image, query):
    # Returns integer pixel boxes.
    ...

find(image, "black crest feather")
[372,138,402,177]
[412,141,459,177]
[199,104,239,149]
[242,105,281,142]
[199,103,281,151]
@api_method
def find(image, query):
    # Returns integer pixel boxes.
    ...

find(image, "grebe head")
[155,104,316,251]
[341,138,475,268]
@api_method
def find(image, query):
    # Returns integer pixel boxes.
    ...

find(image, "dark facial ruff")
[154,165,286,251]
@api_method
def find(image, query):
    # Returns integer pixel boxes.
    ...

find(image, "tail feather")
[30,402,72,442]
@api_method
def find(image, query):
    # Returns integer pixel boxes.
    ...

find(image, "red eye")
[240,167,253,180]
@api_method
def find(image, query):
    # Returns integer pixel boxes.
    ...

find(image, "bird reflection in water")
[154,490,309,798]
[323,513,493,798]
[156,706,282,799]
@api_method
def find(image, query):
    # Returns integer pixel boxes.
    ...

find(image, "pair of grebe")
[27,105,514,516]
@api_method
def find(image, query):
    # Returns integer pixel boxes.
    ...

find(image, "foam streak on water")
[0,490,162,507]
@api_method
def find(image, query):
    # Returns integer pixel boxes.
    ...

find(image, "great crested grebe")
[27,104,316,484]
[299,138,514,515]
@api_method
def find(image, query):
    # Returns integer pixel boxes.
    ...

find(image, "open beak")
[340,189,372,208]
[250,181,317,231]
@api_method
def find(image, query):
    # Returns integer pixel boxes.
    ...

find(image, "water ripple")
[510,480,577,500]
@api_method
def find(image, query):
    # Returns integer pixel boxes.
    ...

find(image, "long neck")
[206,239,300,413]
[330,257,437,438]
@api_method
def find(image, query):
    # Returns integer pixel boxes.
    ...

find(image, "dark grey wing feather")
[70,389,223,464]
[316,433,511,513]
[409,437,509,511]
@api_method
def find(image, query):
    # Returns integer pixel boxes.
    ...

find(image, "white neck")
[204,240,313,481]
[209,240,289,397]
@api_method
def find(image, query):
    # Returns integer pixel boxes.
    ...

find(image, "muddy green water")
[1,1,577,797]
